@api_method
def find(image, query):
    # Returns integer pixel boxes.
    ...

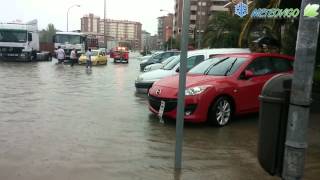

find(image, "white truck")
[53,32,86,60]
[0,20,48,61]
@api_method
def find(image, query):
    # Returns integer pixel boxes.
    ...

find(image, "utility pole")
[170,13,173,50]
[175,0,190,169]
[104,0,107,49]
[282,0,320,179]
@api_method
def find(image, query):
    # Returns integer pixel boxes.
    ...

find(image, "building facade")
[141,30,151,51]
[99,19,142,50]
[81,14,100,33]
[149,35,160,51]
[174,0,229,47]
[81,14,142,50]
[157,13,174,49]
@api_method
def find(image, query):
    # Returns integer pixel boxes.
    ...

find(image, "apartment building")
[99,19,142,50]
[81,14,142,50]
[157,13,174,48]
[174,0,229,39]
[81,14,100,33]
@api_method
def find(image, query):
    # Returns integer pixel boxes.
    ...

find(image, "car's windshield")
[189,57,247,76]
[149,53,162,61]
[161,56,177,65]
[163,56,180,70]
[91,51,99,56]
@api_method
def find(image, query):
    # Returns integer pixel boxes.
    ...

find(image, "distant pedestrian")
[56,46,65,64]
[70,48,77,67]
[86,49,92,69]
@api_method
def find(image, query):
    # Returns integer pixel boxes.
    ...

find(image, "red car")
[148,53,294,126]
[113,47,129,63]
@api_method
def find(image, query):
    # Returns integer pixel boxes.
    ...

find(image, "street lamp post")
[104,0,107,48]
[160,9,173,50]
[67,4,80,32]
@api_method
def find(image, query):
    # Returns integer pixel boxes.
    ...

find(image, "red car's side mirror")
[244,70,254,79]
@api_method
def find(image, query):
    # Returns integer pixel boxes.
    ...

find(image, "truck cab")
[0,23,38,61]
[53,32,86,60]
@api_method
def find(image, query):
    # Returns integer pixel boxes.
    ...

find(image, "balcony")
[210,5,229,12]
[190,5,197,11]
[190,15,197,21]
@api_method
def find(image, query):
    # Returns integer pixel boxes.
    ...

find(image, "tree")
[203,12,244,48]
[163,37,180,50]
[40,24,57,43]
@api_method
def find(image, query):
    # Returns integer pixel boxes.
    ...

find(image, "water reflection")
[85,68,92,75]
[0,57,318,180]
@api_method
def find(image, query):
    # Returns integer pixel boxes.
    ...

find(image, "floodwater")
[0,55,319,180]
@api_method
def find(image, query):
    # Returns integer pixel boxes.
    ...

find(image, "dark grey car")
[140,51,180,71]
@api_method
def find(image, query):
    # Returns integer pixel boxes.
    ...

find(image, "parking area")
[0,54,319,180]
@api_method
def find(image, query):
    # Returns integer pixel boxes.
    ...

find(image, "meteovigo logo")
[304,3,319,17]
[251,8,300,18]
[234,3,300,19]
[235,2,248,18]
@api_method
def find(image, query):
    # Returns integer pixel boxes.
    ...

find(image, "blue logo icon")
[235,2,248,18]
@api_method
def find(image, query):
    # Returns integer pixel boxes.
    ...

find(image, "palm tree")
[203,12,244,48]
[40,24,57,43]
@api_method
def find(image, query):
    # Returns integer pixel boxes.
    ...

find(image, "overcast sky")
[0,0,174,35]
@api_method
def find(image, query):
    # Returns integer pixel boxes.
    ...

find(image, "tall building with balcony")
[99,19,142,50]
[81,14,100,33]
[174,0,229,47]
[157,14,174,49]
[81,14,142,50]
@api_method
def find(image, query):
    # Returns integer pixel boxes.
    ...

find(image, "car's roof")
[160,50,180,53]
[187,48,251,57]
[214,53,294,60]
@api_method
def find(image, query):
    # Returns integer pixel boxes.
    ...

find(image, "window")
[0,30,27,43]
[207,58,247,76]
[187,55,205,70]
[272,58,293,72]
[161,52,173,60]
[55,35,81,44]
[246,57,274,76]
[163,56,180,70]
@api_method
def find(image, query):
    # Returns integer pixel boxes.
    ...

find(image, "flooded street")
[0,55,319,180]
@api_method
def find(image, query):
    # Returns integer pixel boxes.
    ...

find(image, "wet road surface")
[0,55,319,180]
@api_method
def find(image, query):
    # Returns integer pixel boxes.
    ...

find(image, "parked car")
[139,55,152,61]
[138,51,164,61]
[148,53,294,126]
[135,48,251,93]
[144,55,177,72]
[78,49,108,65]
[140,51,180,71]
